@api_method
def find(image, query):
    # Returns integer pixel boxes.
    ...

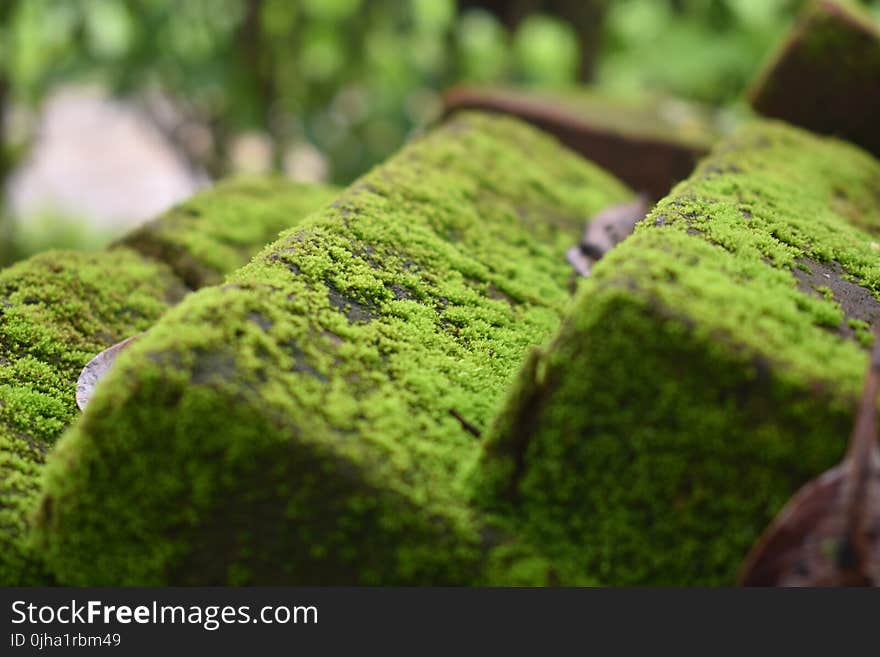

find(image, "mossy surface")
[749,0,880,157]
[118,176,340,289]
[473,119,880,585]
[35,112,632,585]
[1,178,336,586]
[0,249,185,585]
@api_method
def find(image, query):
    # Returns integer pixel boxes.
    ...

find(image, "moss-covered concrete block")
[443,86,718,199]
[473,119,880,585]
[0,250,184,585]
[0,178,338,585]
[749,0,880,158]
[34,112,632,585]
[120,176,340,289]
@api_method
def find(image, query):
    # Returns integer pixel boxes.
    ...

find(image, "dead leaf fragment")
[76,334,141,411]
[568,195,650,278]
[740,330,880,586]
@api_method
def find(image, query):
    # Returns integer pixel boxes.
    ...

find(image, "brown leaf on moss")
[566,195,650,277]
[740,329,880,586]
[76,334,141,411]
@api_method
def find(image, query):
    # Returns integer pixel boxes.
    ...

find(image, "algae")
[34,112,632,585]
[473,119,880,585]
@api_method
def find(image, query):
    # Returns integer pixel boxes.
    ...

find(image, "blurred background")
[2,0,879,265]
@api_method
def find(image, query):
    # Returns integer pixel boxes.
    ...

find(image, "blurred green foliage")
[1,0,880,264]
[601,0,797,102]
[1,211,113,265]
[0,0,586,187]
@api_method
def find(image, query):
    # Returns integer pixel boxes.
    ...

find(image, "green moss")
[118,176,341,289]
[0,178,337,585]
[473,119,880,585]
[0,438,46,585]
[848,318,873,347]
[0,249,185,585]
[34,112,632,585]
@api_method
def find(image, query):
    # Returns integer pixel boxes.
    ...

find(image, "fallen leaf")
[567,194,650,278]
[740,329,880,586]
[76,334,141,411]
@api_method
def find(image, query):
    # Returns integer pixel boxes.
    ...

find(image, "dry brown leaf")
[740,330,880,586]
[566,195,649,277]
[76,334,141,411]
